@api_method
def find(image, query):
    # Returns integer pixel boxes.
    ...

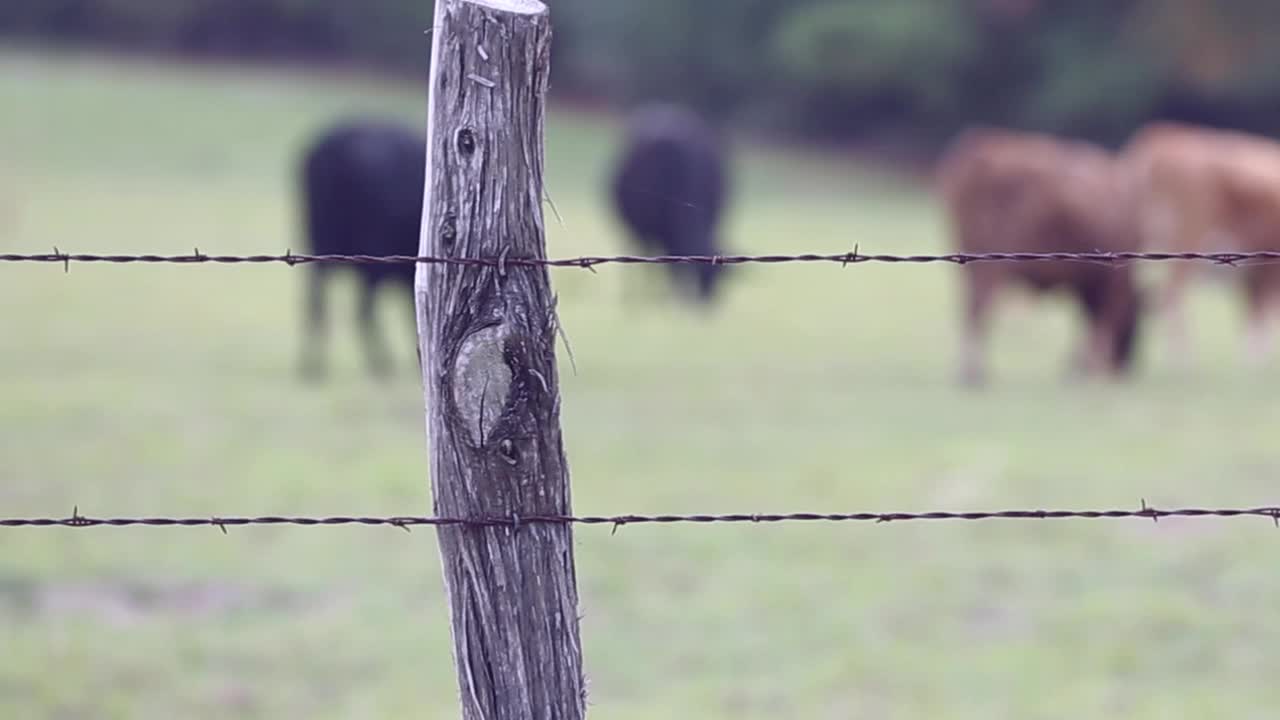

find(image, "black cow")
[609,103,732,304]
[297,117,425,380]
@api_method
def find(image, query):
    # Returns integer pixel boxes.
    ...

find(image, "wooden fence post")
[415,1,586,718]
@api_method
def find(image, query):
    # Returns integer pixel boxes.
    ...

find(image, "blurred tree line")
[7,0,1280,146]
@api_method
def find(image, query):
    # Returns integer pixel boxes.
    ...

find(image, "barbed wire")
[5,249,1280,272]
[3,503,1279,533]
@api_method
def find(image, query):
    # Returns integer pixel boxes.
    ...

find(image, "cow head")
[1095,270,1145,376]
[691,259,731,303]
[1073,267,1145,378]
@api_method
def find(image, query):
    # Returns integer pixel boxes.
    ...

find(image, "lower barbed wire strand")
[2,506,1279,529]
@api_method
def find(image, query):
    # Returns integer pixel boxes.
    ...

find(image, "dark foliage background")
[6,0,1280,145]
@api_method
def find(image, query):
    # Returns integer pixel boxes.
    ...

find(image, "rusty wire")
[3,503,1279,532]
[5,249,1280,271]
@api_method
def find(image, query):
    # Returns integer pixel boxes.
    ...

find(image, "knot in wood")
[455,128,477,157]
[440,212,458,248]
[451,324,513,447]
[498,438,519,466]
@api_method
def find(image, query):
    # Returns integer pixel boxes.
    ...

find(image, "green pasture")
[1,47,1279,719]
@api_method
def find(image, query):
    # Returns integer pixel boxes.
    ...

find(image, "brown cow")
[1121,121,1280,365]
[937,127,1143,386]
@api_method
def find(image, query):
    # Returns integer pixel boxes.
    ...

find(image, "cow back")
[938,127,1129,255]
[300,118,426,283]
[611,104,728,255]
[1122,122,1280,253]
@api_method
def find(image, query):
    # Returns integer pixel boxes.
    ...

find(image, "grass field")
[3,46,1280,719]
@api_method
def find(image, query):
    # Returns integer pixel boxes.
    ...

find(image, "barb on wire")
[4,249,1280,270]
[3,503,1280,531]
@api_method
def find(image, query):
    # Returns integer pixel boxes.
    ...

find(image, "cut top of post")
[465,0,546,14]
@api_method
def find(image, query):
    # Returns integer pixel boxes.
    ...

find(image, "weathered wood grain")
[414,0,586,717]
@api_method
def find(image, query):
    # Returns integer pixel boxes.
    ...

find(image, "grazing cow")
[609,103,732,305]
[937,127,1144,386]
[297,117,425,380]
[1121,121,1280,365]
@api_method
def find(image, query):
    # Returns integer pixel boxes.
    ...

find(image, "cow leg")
[1064,339,1091,381]
[300,266,330,381]
[1162,263,1194,369]
[693,263,722,305]
[358,278,393,379]
[689,238,724,305]
[1073,323,1114,381]
[1063,323,1101,382]
[959,270,996,387]
[1245,312,1271,367]
[1069,279,1117,381]
[1244,269,1276,367]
